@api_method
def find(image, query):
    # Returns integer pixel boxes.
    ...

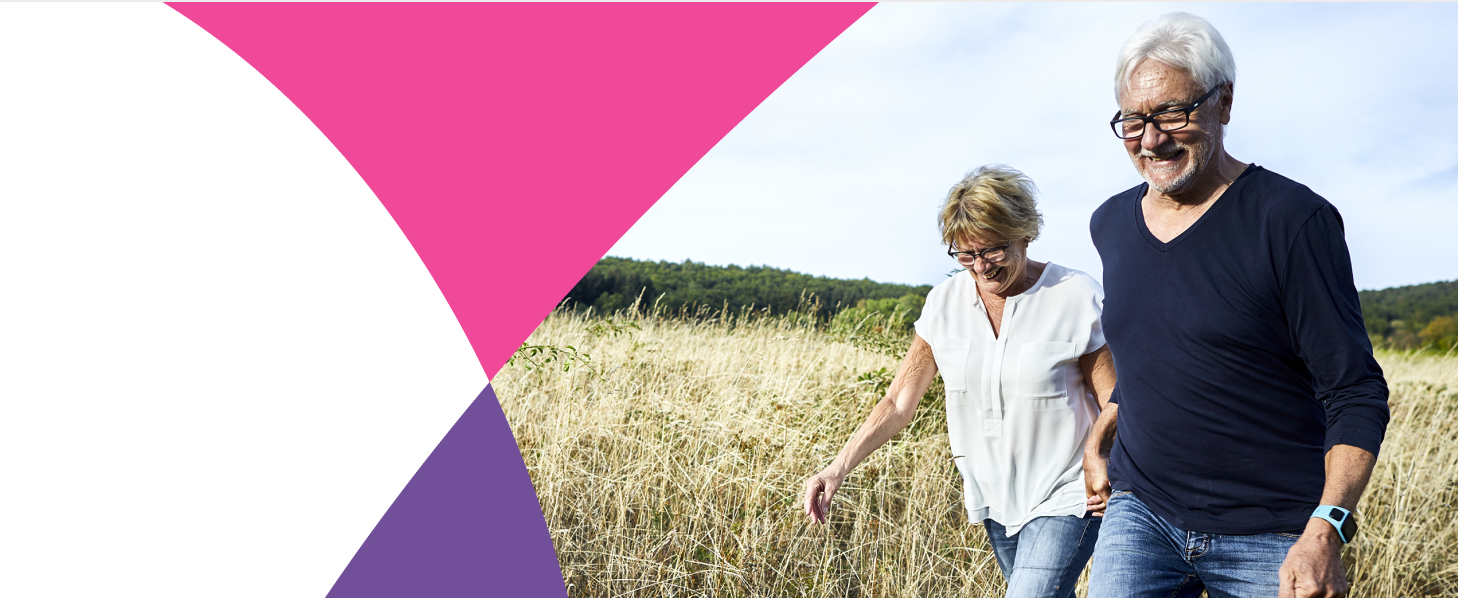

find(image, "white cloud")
[609,3,1458,291]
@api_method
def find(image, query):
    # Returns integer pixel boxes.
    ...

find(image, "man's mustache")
[1138,144,1186,160]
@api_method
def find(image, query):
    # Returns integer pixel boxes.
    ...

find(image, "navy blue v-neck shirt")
[1091,165,1389,535]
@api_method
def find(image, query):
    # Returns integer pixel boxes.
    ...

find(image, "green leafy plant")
[829,308,910,360]
[842,331,907,360]
[509,317,643,381]
[586,318,642,339]
[508,343,594,375]
[855,367,894,396]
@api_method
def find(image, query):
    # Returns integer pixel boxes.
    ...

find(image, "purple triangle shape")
[327,385,563,597]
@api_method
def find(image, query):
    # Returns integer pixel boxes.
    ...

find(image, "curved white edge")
[0,5,487,596]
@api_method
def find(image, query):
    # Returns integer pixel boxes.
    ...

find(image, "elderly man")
[1082,13,1389,598]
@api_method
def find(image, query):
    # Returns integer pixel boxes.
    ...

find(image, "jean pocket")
[1275,531,1303,539]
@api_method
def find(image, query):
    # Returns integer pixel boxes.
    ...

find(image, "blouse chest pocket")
[1016,341,1075,399]
[932,337,972,394]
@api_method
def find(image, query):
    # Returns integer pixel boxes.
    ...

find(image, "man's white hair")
[1114,12,1236,102]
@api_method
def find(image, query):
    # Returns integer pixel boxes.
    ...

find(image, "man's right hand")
[1084,450,1112,516]
[803,467,847,524]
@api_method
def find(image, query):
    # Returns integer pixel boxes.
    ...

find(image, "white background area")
[0,5,486,596]
[611,3,1458,291]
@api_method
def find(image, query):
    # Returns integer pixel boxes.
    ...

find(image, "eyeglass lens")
[1117,111,1189,139]
[954,247,1006,263]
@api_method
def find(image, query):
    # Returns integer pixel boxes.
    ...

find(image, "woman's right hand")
[803,466,848,524]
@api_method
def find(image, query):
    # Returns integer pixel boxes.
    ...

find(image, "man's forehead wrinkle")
[1120,64,1201,117]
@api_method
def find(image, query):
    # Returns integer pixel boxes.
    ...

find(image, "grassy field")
[495,307,1458,597]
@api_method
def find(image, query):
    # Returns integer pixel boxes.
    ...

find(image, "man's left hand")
[1277,518,1349,598]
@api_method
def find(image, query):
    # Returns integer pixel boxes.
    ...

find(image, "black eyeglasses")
[947,243,1010,264]
[1110,87,1219,140]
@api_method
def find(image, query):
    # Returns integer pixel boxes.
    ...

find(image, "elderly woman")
[803,165,1116,598]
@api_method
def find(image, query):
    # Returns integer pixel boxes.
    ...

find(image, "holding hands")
[1079,348,1118,517]
[1084,449,1111,517]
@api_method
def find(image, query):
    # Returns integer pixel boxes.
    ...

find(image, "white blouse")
[913,262,1105,536]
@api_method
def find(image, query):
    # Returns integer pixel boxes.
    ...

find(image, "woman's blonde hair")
[938,164,1043,248]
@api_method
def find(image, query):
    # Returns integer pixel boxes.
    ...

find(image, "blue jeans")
[1088,491,1302,598]
[984,514,1101,598]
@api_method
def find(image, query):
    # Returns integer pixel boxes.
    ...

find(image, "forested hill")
[565,257,1458,351]
[1361,280,1458,350]
[564,257,932,323]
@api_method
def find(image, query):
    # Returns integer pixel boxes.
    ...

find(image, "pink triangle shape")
[170,2,874,377]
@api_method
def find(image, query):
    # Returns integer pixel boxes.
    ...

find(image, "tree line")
[566,257,1458,351]
[1360,280,1458,351]
[564,257,931,328]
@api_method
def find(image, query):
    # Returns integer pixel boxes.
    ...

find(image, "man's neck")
[1140,151,1250,243]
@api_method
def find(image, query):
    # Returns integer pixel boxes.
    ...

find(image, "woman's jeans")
[984,514,1101,598]
[1087,491,1302,598]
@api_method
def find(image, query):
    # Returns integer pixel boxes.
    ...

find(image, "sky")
[607,3,1458,291]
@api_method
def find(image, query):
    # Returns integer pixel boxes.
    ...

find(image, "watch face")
[1341,515,1358,542]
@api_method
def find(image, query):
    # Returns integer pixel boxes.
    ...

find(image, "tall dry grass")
[1348,350,1458,596]
[495,307,1458,597]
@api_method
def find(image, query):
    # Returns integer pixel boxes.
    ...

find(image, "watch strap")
[1310,505,1355,543]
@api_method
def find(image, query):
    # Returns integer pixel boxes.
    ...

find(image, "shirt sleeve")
[1281,205,1390,456]
[1085,276,1107,354]
[913,283,943,345]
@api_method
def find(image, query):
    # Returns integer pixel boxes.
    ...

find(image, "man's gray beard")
[1142,121,1221,196]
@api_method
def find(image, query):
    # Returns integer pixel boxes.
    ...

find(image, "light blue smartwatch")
[1310,505,1357,543]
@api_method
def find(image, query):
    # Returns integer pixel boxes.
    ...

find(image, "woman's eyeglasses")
[948,243,1010,264]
